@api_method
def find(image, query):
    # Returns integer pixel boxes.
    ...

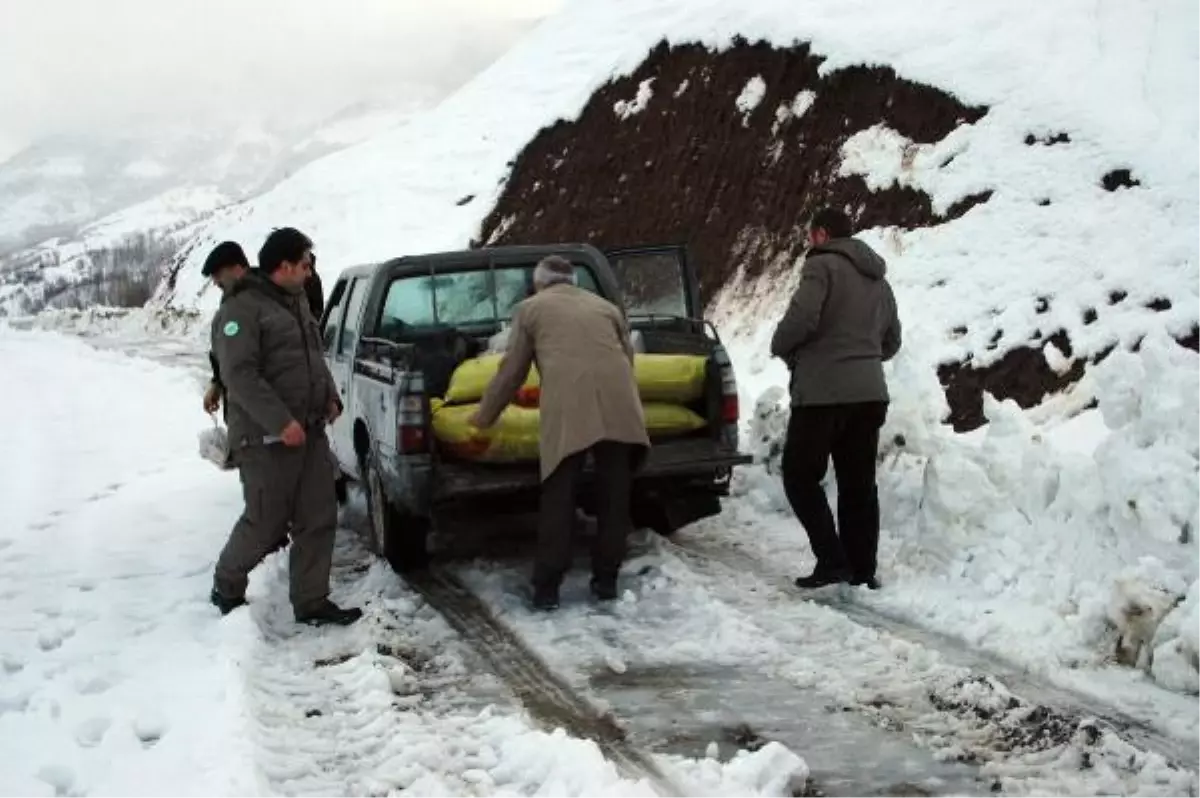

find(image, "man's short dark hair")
[810,208,853,239]
[201,241,250,277]
[258,227,313,273]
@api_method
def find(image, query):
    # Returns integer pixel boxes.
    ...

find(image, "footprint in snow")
[0,538,12,550]
[76,673,117,696]
[35,764,76,797]
[37,626,75,652]
[2,655,24,675]
[133,711,168,748]
[74,716,111,748]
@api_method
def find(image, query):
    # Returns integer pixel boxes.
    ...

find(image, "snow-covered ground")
[0,326,819,797]
[2,324,1196,795]
[721,326,1200,709]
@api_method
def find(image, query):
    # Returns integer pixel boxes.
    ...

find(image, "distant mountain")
[0,93,438,258]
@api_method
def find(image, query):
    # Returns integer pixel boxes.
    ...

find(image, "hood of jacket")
[810,237,887,280]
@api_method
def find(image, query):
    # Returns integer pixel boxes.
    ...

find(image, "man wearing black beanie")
[201,241,251,417]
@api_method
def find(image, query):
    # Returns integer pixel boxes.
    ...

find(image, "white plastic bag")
[198,415,234,471]
[630,329,646,354]
[486,322,511,354]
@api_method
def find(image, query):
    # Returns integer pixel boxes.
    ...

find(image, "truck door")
[325,275,370,468]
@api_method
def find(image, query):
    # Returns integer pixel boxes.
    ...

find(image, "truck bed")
[432,437,751,502]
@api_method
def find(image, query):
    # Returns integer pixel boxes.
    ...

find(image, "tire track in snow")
[406,567,685,796]
[665,533,1200,775]
[233,533,533,795]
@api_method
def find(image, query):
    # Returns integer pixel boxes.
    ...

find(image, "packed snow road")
[0,326,1195,797]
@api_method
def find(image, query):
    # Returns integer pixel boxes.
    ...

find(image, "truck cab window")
[338,278,369,356]
[380,263,603,332]
[608,252,688,317]
[321,278,349,352]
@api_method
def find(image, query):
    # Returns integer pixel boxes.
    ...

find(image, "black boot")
[531,583,560,611]
[295,600,363,627]
[210,588,247,616]
[590,576,618,602]
[794,567,850,589]
[850,575,881,590]
[334,475,348,506]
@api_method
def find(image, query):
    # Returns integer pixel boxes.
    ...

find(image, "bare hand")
[203,384,221,414]
[280,420,307,447]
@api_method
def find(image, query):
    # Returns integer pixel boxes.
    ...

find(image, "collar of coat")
[228,270,305,311]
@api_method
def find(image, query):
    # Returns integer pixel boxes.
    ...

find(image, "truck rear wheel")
[363,454,430,572]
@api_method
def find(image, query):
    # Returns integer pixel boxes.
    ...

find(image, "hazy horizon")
[0,0,564,163]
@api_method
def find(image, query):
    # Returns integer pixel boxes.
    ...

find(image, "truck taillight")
[399,425,426,453]
[721,394,740,424]
[397,373,428,454]
[712,346,739,424]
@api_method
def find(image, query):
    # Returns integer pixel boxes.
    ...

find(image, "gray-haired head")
[532,255,577,291]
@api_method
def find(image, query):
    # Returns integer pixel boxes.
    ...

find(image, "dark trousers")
[214,429,338,613]
[534,441,634,589]
[781,402,888,580]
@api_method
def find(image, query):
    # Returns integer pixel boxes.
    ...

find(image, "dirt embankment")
[477,38,1194,431]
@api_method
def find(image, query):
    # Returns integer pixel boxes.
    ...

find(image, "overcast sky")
[0,0,562,162]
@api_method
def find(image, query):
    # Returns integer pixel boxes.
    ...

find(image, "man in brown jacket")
[770,208,902,591]
[471,255,651,610]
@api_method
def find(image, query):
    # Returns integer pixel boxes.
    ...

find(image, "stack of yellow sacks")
[431,353,710,463]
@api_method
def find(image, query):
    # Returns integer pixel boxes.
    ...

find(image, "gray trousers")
[534,441,634,589]
[213,428,338,613]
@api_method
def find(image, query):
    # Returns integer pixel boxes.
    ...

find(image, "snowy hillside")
[152,0,1199,694]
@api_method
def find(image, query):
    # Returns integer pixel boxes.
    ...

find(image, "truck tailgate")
[433,438,752,502]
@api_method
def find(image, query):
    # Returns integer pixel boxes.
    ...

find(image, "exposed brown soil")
[1102,168,1141,191]
[939,331,1088,432]
[476,37,988,304]
[1025,132,1071,146]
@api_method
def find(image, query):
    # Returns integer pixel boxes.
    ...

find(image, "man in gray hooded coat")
[770,208,902,591]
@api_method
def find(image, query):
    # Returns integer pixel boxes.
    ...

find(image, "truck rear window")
[379,263,601,330]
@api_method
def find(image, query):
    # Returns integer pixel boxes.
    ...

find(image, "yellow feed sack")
[431,399,707,463]
[443,353,707,405]
[643,402,708,436]
[444,354,539,405]
[634,354,708,403]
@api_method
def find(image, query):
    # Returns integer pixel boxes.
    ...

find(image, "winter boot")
[850,575,881,591]
[794,567,851,589]
[295,600,363,627]
[210,588,247,616]
[590,576,618,602]
[531,583,560,611]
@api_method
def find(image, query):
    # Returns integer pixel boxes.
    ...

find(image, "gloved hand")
[203,382,221,414]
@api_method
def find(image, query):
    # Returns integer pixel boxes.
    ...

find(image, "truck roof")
[337,243,609,281]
